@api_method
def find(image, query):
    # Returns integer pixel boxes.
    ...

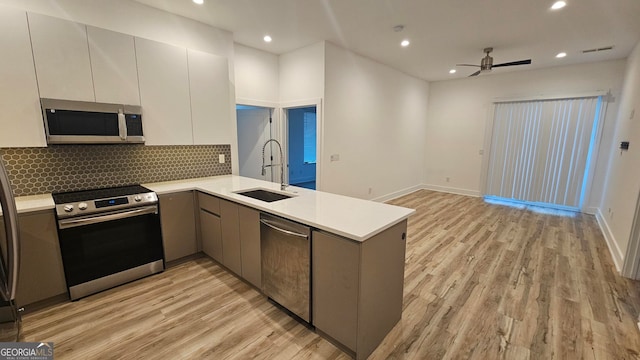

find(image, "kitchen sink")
[234,189,294,203]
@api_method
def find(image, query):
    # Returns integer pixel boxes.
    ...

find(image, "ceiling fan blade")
[456,64,481,67]
[492,59,532,68]
[469,70,482,77]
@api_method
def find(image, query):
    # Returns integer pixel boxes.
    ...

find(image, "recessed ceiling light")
[193,0,204,4]
[263,35,272,43]
[551,1,566,10]
[400,40,410,47]
[556,52,567,58]
[449,69,457,74]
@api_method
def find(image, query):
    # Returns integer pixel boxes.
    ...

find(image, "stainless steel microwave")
[41,98,145,145]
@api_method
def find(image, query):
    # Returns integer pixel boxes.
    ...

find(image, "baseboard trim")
[584,206,598,215]
[373,184,423,202]
[421,184,481,197]
[374,183,481,202]
[595,208,623,272]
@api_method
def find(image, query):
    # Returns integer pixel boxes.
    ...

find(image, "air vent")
[582,46,614,54]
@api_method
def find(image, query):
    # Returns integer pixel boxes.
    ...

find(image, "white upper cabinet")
[188,49,233,145]
[0,6,46,148]
[87,26,140,106]
[28,13,95,102]
[135,37,193,145]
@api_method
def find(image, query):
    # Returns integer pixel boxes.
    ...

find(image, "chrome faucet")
[261,139,287,190]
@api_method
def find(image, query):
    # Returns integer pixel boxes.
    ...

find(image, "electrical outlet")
[446,177,450,182]
[368,187,373,194]
[479,149,484,155]
[218,154,225,163]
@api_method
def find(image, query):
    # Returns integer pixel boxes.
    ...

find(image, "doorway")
[286,107,317,190]
[236,105,275,182]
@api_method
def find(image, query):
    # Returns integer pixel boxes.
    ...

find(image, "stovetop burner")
[52,185,152,203]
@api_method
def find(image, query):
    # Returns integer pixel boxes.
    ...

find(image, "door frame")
[622,189,640,279]
[280,98,323,191]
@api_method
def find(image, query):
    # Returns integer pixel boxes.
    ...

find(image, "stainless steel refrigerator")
[0,157,21,341]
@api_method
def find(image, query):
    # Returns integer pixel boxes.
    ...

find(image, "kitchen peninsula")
[145,175,414,360]
[7,174,413,359]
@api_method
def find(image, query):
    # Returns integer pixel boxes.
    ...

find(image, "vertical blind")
[486,96,602,209]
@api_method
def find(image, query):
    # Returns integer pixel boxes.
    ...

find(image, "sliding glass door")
[485,96,602,210]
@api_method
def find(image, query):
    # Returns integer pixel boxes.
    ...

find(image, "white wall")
[323,42,429,200]
[236,108,274,181]
[425,60,626,206]
[234,44,279,103]
[279,42,325,102]
[599,42,640,269]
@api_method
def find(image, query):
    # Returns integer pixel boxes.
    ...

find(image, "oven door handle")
[58,205,158,229]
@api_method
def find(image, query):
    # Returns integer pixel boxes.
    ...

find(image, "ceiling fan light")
[556,52,567,58]
[401,40,410,47]
[551,1,566,10]
[449,69,456,74]
[192,0,204,4]
[263,35,272,43]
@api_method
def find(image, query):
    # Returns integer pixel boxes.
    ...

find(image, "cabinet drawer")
[198,192,220,215]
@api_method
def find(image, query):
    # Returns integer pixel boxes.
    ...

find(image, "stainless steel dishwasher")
[260,213,311,322]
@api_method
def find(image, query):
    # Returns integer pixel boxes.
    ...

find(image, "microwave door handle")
[118,110,127,140]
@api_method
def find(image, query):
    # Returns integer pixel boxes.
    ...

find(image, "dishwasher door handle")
[260,219,308,239]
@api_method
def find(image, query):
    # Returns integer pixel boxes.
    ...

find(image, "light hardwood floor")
[22,190,640,359]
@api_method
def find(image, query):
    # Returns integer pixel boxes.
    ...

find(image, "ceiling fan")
[457,47,531,77]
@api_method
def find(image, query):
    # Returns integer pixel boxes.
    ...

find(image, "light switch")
[330,154,340,161]
[219,154,225,163]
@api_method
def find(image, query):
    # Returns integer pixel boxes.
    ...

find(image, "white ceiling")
[134,0,640,81]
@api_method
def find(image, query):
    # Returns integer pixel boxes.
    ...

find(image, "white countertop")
[0,193,56,216]
[144,175,415,242]
[4,175,415,242]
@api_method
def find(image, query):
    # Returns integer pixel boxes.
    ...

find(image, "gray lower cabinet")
[239,206,260,288]
[197,192,260,288]
[220,199,242,276]
[200,209,222,262]
[312,220,408,360]
[159,192,197,262]
[1,211,67,308]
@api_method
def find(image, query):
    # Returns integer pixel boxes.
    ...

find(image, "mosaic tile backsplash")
[0,145,232,196]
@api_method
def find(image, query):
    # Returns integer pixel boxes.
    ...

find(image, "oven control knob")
[78,202,88,210]
[63,204,74,213]
[134,195,142,202]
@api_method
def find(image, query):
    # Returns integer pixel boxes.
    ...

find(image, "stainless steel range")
[52,185,164,300]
